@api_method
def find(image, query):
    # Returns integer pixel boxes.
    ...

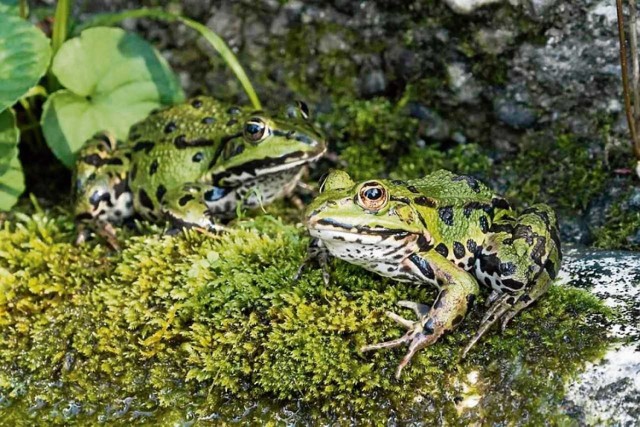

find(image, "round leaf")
[0,109,25,211]
[0,14,51,112]
[41,27,184,167]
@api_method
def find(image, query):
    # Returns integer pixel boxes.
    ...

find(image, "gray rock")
[560,247,640,426]
[444,0,504,15]
[628,188,640,211]
[408,103,451,141]
[359,68,387,97]
[446,62,482,104]
[493,99,537,129]
[474,28,515,55]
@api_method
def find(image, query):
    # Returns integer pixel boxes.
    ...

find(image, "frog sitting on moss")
[304,169,561,378]
[73,97,325,244]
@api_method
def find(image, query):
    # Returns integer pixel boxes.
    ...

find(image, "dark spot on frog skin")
[227,107,241,115]
[149,159,159,176]
[414,196,437,207]
[174,136,215,149]
[164,121,177,134]
[138,189,154,211]
[453,241,466,259]
[416,234,432,251]
[178,194,195,207]
[423,318,435,335]
[438,206,454,226]
[483,277,492,287]
[191,99,203,108]
[545,259,557,279]
[133,141,155,154]
[452,175,481,193]
[406,185,420,193]
[156,185,167,202]
[129,133,141,141]
[113,179,129,199]
[130,164,138,181]
[499,262,517,276]
[226,119,238,127]
[204,187,230,202]
[479,216,489,233]
[435,243,449,258]
[466,294,476,309]
[192,152,204,163]
[81,154,124,167]
[490,222,515,234]
[409,254,435,280]
[491,197,511,210]
[202,116,215,125]
[500,278,525,291]
[452,315,464,326]
[75,212,93,221]
[390,196,411,204]
[519,294,532,304]
[466,239,478,255]
[391,179,406,185]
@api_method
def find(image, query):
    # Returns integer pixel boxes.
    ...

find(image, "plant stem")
[615,0,640,160]
[19,0,27,18]
[52,0,71,55]
[19,98,44,149]
[628,1,640,132]
[48,0,72,92]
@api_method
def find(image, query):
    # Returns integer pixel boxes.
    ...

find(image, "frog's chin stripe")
[216,151,325,184]
[308,223,411,245]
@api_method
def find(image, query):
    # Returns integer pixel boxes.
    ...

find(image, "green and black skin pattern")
[305,169,562,378]
[73,97,326,232]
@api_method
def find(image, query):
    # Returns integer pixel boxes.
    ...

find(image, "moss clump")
[0,209,612,425]
[593,200,640,251]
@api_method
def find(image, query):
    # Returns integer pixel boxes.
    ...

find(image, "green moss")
[593,199,640,251]
[498,134,609,212]
[0,209,612,425]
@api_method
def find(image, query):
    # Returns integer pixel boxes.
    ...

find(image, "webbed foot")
[360,300,434,379]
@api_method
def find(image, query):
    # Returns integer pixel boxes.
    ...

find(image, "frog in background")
[73,98,325,245]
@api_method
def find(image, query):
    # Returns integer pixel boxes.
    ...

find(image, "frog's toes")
[361,306,438,379]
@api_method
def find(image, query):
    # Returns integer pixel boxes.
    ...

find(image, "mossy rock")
[0,207,612,425]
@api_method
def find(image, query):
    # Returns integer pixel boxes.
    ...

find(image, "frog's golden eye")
[358,183,388,211]
[243,118,269,142]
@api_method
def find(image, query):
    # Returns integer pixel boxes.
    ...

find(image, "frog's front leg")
[294,237,333,285]
[361,251,479,378]
[160,183,238,232]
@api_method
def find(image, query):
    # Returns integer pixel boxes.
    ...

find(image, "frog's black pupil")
[245,121,265,139]
[364,188,382,200]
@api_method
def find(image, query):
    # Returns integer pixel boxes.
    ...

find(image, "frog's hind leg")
[465,204,561,356]
[161,183,236,232]
[73,132,133,248]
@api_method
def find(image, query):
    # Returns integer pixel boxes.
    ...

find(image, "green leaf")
[71,8,262,110]
[0,0,21,16]
[0,13,51,112]
[0,109,25,210]
[41,26,184,167]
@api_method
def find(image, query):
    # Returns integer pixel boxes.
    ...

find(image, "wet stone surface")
[560,246,640,426]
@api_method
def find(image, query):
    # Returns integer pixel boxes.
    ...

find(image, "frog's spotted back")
[73,96,326,241]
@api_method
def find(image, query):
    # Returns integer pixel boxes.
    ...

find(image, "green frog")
[73,97,325,242]
[304,169,561,378]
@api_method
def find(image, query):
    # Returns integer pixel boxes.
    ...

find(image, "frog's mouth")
[307,217,412,245]
[214,151,325,185]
